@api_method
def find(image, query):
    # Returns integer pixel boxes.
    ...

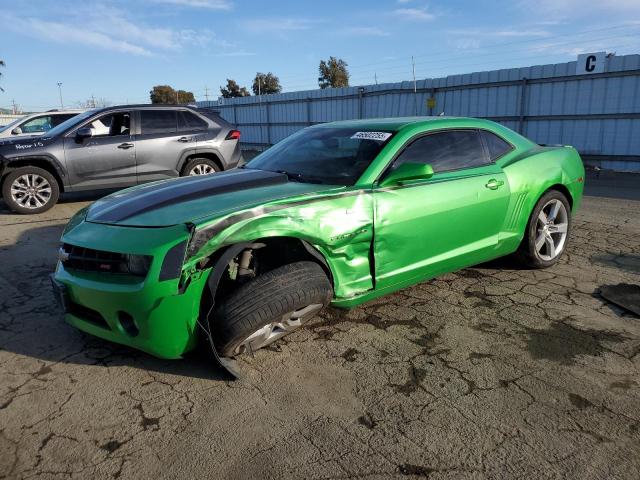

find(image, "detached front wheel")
[213,261,333,357]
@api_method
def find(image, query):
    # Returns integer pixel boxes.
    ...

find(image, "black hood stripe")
[89,169,288,223]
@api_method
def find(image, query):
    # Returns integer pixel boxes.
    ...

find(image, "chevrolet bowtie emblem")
[57,247,70,262]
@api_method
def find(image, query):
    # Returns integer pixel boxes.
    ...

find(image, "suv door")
[63,111,137,190]
[134,109,203,183]
[373,129,511,290]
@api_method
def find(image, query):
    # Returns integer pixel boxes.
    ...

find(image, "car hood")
[86,168,344,227]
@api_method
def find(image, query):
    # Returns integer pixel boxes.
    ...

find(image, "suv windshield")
[42,110,97,138]
[245,127,394,186]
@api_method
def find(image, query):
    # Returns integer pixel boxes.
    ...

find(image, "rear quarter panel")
[497,145,585,251]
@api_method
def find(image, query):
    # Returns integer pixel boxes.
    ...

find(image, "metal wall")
[0,114,23,127]
[198,54,640,171]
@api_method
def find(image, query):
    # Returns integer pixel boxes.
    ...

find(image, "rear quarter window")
[480,130,513,161]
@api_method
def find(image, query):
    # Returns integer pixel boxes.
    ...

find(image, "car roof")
[317,116,498,131]
[90,104,218,114]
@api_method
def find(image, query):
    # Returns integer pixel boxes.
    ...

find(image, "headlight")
[124,254,153,276]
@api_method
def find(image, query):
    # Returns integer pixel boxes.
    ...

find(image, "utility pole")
[411,56,418,116]
[57,82,64,109]
[374,72,378,85]
[11,99,18,114]
[204,86,210,102]
[90,94,96,108]
[258,76,262,96]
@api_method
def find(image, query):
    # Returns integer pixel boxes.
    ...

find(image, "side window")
[480,130,512,161]
[394,130,488,173]
[87,112,131,137]
[21,116,53,133]
[141,110,177,135]
[178,111,208,132]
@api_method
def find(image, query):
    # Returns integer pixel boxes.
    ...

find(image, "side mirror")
[380,162,434,187]
[11,127,22,135]
[75,127,93,142]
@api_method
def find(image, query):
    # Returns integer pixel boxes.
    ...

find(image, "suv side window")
[140,110,177,135]
[393,130,488,173]
[178,111,208,132]
[480,130,512,161]
[88,112,131,137]
[21,116,53,133]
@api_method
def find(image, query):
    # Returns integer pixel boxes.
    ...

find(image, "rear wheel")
[516,190,571,268]
[181,158,220,177]
[2,166,60,214]
[213,261,333,357]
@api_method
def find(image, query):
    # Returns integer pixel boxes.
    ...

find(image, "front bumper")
[53,220,209,359]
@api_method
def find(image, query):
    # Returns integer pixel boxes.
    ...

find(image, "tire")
[213,261,333,357]
[1,166,60,214]
[181,158,220,177]
[515,190,572,269]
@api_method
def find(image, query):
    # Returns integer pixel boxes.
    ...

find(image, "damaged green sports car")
[52,117,584,365]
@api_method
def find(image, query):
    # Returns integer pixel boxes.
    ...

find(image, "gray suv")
[0,105,242,214]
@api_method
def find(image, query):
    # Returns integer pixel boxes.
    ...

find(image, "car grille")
[60,243,151,278]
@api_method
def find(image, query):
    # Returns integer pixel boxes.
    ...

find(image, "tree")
[150,85,195,104]
[220,79,250,98]
[252,72,282,95]
[318,56,349,89]
[0,59,5,92]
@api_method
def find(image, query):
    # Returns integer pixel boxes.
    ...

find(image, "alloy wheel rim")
[233,303,324,355]
[189,164,215,176]
[10,174,52,209]
[535,199,568,261]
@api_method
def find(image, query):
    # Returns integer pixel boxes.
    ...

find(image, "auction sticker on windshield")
[350,131,392,142]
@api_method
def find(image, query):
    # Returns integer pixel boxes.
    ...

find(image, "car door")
[63,110,137,190]
[373,129,511,290]
[134,109,197,183]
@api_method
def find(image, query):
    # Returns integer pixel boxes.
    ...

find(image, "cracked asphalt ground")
[1,179,639,480]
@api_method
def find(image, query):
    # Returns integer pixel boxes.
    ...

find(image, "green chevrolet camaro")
[52,117,584,365]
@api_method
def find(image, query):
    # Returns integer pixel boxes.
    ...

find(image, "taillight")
[225,130,241,140]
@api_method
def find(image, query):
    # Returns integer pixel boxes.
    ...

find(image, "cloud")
[0,7,224,56]
[519,0,640,17]
[151,0,233,9]
[241,17,319,34]
[393,7,435,21]
[340,26,390,37]
[493,30,551,37]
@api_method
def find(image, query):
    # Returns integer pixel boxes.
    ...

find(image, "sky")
[1,0,639,112]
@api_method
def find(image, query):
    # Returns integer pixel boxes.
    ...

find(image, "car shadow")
[0,222,232,381]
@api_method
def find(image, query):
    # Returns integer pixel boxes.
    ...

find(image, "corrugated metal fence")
[198,54,640,171]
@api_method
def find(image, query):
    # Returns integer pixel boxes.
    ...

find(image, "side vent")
[507,192,527,230]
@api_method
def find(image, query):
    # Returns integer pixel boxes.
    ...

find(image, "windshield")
[42,109,97,138]
[0,117,24,133]
[245,127,394,186]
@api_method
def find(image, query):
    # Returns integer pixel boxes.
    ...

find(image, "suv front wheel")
[182,158,220,177]
[2,166,60,214]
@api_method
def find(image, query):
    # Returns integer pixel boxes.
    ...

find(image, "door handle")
[485,179,504,190]
[177,137,190,143]
[117,142,134,149]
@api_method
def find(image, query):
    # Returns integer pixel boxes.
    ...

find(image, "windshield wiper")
[276,170,328,184]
